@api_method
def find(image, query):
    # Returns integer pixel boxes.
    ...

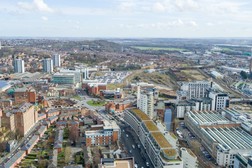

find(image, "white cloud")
[153,2,166,12]
[120,19,197,30]
[18,0,54,13]
[119,1,135,12]
[41,16,48,21]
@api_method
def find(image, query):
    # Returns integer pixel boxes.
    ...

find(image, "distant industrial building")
[53,54,61,67]
[124,108,183,168]
[42,58,54,73]
[14,59,25,73]
[185,111,252,167]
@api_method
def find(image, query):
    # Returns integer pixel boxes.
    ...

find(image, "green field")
[87,100,106,106]
[132,46,186,51]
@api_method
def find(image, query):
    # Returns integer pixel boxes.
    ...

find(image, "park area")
[87,100,106,107]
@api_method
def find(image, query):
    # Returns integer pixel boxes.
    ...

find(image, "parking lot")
[176,122,218,168]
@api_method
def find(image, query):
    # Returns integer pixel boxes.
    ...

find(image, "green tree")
[240,71,248,79]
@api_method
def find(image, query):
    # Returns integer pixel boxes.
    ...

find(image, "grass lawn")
[72,95,82,101]
[87,100,106,107]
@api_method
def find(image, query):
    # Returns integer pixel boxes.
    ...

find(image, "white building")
[211,71,223,79]
[234,153,252,168]
[176,98,211,119]
[14,59,25,73]
[208,90,229,111]
[43,58,54,73]
[137,89,154,119]
[52,54,61,67]
[180,81,212,99]
[180,148,199,168]
[124,109,183,168]
[185,111,252,167]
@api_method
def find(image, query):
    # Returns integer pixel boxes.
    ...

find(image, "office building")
[208,89,229,111]
[14,59,25,73]
[53,54,61,67]
[179,81,212,99]
[185,111,252,167]
[164,109,172,131]
[60,68,83,83]
[124,108,183,168]
[43,58,54,73]
[84,120,120,147]
[180,148,199,168]
[52,72,75,84]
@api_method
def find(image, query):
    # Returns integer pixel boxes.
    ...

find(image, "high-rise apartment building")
[137,90,154,119]
[53,54,61,67]
[14,59,25,73]
[43,58,54,73]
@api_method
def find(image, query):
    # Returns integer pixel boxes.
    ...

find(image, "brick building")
[14,88,36,104]
[84,83,107,95]
[2,103,37,136]
[105,100,132,113]
[84,120,120,147]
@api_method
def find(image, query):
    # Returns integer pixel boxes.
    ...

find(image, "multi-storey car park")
[124,108,183,168]
[185,110,252,167]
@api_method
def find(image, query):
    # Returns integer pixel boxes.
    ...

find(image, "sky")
[0,0,252,38]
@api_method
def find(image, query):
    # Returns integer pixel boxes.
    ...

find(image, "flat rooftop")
[151,132,172,148]
[202,127,252,150]
[144,121,159,132]
[130,108,150,121]
[188,111,231,125]
[100,158,134,168]
[162,149,177,157]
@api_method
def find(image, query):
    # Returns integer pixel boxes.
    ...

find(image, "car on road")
[129,150,132,153]
[126,134,129,138]
[146,161,149,167]
[138,144,141,148]
[132,145,135,149]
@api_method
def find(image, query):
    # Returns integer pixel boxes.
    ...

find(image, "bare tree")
[69,125,79,143]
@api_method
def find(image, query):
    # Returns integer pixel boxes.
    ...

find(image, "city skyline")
[0,0,252,38]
